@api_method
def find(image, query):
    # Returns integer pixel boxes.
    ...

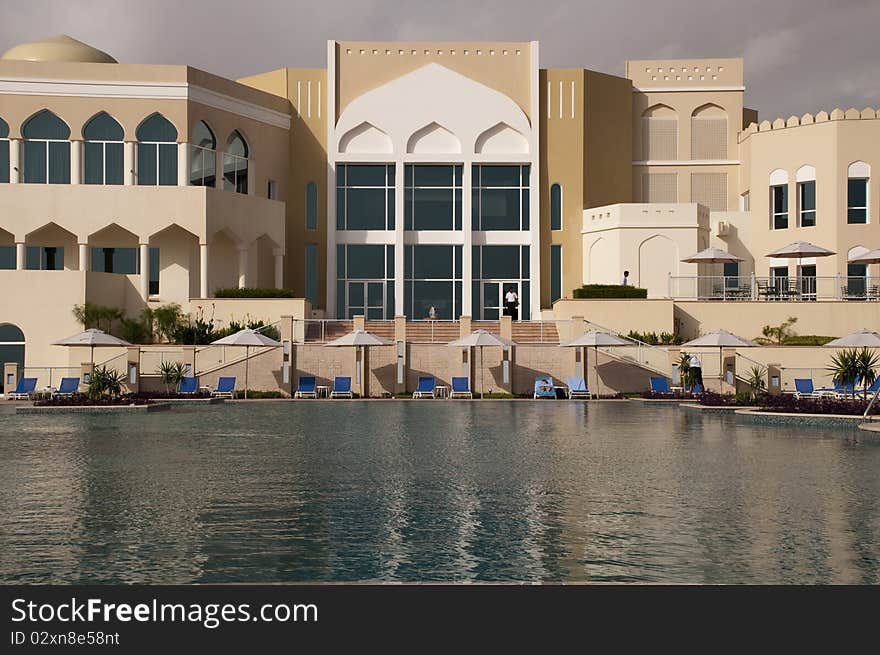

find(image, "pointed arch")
[189,120,216,187]
[475,122,528,154]
[22,109,70,183]
[847,161,870,224]
[223,130,249,194]
[587,237,612,285]
[22,109,70,139]
[638,234,678,297]
[338,121,392,154]
[83,111,123,141]
[136,113,177,186]
[641,104,677,160]
[406,122,461,154]
[83,112,123,185]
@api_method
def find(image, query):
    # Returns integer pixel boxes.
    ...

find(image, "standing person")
[688,353,703,391]
[505,287,519,321]
[620,270,630,286]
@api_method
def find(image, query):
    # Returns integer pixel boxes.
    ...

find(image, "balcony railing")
[668,275,880,301]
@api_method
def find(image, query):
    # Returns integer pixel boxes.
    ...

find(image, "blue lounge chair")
[294,376,318,398]
[178,376,199,395]
[6,377,37,400]
[330,376,353,398]
[534,376,556,399]
[650,376,672,395]
[413,376,436,399]
[211,376,236,399]
[566,376,591,399]
[449,377,472,399]
[793,378,817,398]
[53,377,80,396]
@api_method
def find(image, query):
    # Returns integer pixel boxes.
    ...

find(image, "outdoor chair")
[178,376,199,395]
[330,376,353,399]
[449,377,472,399]
[294,376,318,398]
[53,377,80,396]
[566,376,591,399]
[413,376,436,399]
[6,377,37,400]
[793,378,817,398]
[649,376,672,395]
[533,376,556,399]
[211,377,236,399]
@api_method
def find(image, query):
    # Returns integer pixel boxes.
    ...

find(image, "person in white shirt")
[504,287,519,321]
[621,270,630,286]
[688,353,703,390]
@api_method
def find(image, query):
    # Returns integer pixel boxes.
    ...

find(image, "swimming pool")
[1,401,878,583]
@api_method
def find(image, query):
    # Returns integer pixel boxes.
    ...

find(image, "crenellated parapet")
[739,107,879,143]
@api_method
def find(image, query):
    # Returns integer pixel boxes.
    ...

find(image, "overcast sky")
[2,0,878,120]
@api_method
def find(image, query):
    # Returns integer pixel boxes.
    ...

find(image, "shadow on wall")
[717,224,753,278]
[595,357,655,394]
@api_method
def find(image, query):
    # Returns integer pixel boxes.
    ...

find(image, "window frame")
[847,177,869,224]
[770,184,788,230]
[797,180,816,228]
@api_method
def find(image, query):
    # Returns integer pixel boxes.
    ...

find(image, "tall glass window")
[798,181,816,227]
[472,165,530,230]
[83,112,123,185]
[848,263,868,297]
[0,117,9,183]
[336,164,395,230]
[305,182,318,230]
[472,245,531,320]
[0,246,14,269]
[848,178,868,224]
[25,246,64,270]
[189,121,216,187]
[550,244,562,303]
[223,130,249,194]
[305,244,318,305]
[22,110,70,184]
[90,247,158,278]
[404,165,462,230]
[404,245,462,320]
[336,244,394,319]
[550,183,562,230]
[770,184,788,229]
[136,113,177,186]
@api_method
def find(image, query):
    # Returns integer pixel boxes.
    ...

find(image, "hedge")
[780,335,837,346]
[573,284,648,299]
[213,288,295,298]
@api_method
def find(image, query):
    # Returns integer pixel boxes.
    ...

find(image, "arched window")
[691,104,728,160]
[136,113,177,186]
[83,112,123,185]
[22,110,70,184]
[550,183,562,230]
[190,121,216,187]
[641,104,677,160]
[0,323,25,394]
[769,169,789,230]
[847,161,870,224]
[0,117,9,183]
[223,130,249,194]
[306,182,318,230]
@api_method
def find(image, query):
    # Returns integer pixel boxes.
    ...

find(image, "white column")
[273,248,284,288]
[139,243,150,300]
[15,242,25,270]
[247,158,256,196]
[70,140,82,184]
[177,142,188,187]
[394,160,405,316]
[123,141,135,186]
[237,246,248,289]
[200,243,209,298]
[78,243,88,271]
[9,138,21,183]
[462,160,473,317]
[215,148,224,189]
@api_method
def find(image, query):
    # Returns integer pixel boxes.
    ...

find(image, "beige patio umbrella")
[766,242,836,258]
[681,248,744,264]
[848,249,880,265]
[560,330,631,397]
[211,328,281,399]
[324,329,393,397]
[824,329,880,348]
[52,329,132,383]
[447,330,516,399]
[681,329,757,385]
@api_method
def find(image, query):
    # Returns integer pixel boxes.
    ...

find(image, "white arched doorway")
[0,323,25,393]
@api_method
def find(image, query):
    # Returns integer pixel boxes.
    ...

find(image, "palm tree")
[828,349,859,400]
[854,347,879,399]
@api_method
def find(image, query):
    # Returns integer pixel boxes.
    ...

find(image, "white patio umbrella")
[681,248,744,264]
[560,330,630,397]
[823,329,880,348]
[766,242,836,258]
[323,329,393,398]
[447,329,516,399]
[848,249,880,265]
[52,329,132,378]
[681,329,757,384]
[211,328,281,399]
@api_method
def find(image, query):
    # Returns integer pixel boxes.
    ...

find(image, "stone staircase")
[512,322,559,343]
[304,320,352,342]
[405,321,460,343]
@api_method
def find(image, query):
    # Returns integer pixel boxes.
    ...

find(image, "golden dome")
[1,35,117,64]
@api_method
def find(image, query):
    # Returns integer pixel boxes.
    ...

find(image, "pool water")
[1,402,878,584]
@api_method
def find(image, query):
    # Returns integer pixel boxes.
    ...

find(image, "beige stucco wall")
[552,299,675,334]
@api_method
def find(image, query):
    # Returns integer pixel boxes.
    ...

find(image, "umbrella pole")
[594,345,598,398]
[245,345,249,400]
[481,346,484,399]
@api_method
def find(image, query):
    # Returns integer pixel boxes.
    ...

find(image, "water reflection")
[0,403,878,584]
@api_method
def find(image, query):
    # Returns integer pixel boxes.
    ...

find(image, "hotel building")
[1,35,879,378]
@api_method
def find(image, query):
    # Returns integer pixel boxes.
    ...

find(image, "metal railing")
[585,320,670,375]
[668,275,880,301]
[21,366,81,390]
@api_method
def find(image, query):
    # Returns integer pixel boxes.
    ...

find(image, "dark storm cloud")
[1,0,878,120]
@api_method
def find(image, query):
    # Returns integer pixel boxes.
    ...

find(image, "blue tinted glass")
[23,141,47,183]
[412,245,453,279]
[84,112,123,141]
[306,183,318,230]
[413,281,454,319]
[346,165,386,186]
[136,114,177,142]
[336,245,346,278]
[0,117,8,138]
[137,143,157,185]
[550,245,562,303]
[550,184,562,230]
[480,189,520,230]
[482,246,520,279]
[0,246,14,270]
[412,188,454,230]
[23,110,70,139]
[0,139,8,183]
[346,245,385,279]
[413,165,453,187]
[345,188,387,230]
[479,165,520,187]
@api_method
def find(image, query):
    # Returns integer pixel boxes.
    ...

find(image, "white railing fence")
[668,275,880,301]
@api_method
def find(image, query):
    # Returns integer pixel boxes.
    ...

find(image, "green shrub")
[88,365,126,400]
[215,318,281,341]
[214,288,295,298]
[780,335,836,346]
[573,285,648,299]
[158,361,187,394]
[626,330,683,345]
